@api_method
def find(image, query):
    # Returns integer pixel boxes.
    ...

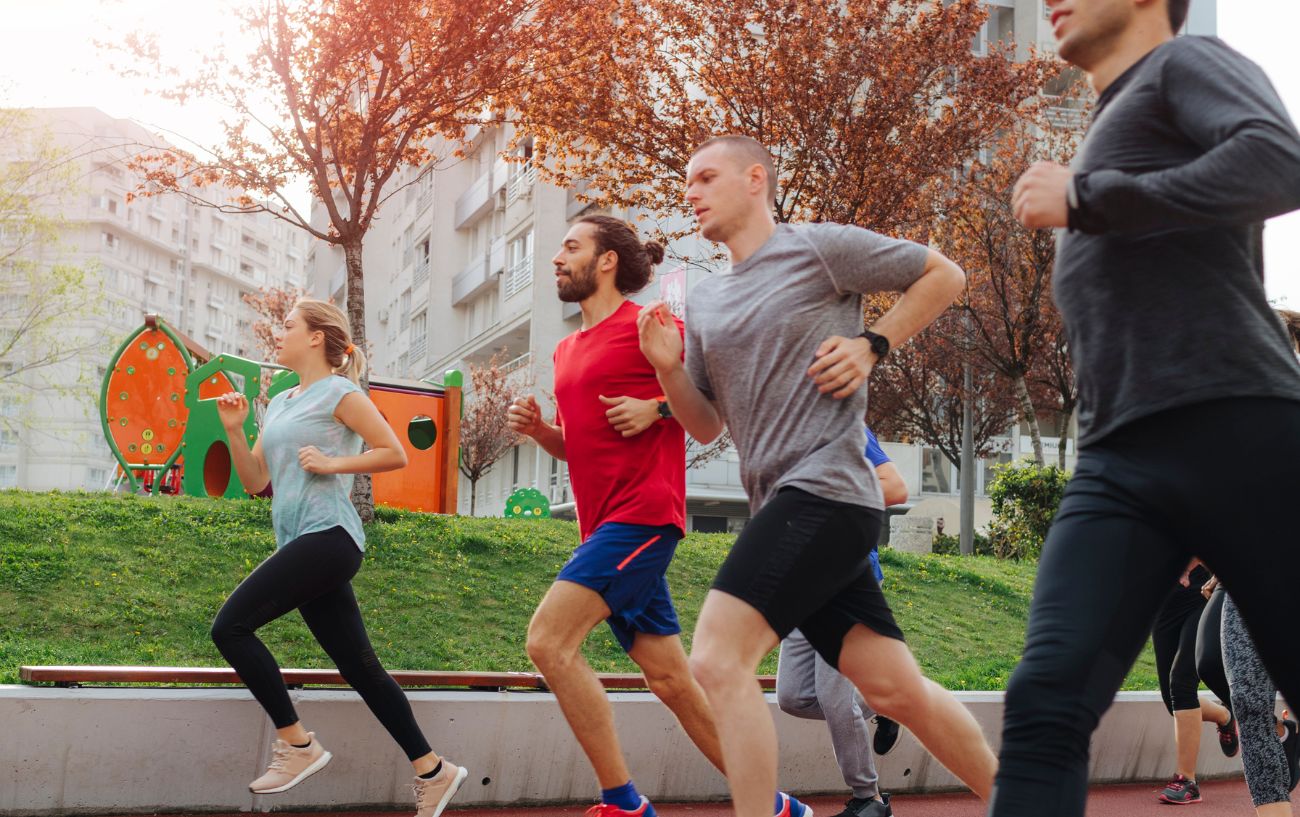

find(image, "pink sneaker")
[249,733,332,794]
[413,760,469,817]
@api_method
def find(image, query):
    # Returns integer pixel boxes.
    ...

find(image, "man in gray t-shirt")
[638,135,997,817]
[683,221,924,516]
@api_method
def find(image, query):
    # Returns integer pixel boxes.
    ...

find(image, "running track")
[112,779,1294,817]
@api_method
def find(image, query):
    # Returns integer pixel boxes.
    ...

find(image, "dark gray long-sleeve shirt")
[1058,36,1300,446]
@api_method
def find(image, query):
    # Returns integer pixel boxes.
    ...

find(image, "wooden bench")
[19,665,777,691]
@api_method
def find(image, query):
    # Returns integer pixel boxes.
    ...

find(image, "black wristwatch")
[858,329,890,360]
[657,398,673,420]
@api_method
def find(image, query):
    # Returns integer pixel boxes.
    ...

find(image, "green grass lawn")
[0,490,1158,690]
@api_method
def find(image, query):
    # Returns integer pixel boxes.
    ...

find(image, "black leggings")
[211,526,432,761]
[990,398,1300,817]
[1151,569,1210,714]
[1195,585,1233,713]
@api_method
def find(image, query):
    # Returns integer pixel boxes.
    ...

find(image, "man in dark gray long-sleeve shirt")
[992,1,1300,816]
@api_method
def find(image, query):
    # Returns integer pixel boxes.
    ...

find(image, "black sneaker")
[1217,713,1240,758]
[831,795,891,817]
[1158,774,1202,805]
[872,716,901,756]
[1282,717,1300,793]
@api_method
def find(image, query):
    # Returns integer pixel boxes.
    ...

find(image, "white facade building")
[0,107,308,491]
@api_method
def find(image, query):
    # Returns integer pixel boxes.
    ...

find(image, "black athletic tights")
[211,526,432,761]
[1151,565,1212,715]
[990,398,1300,817]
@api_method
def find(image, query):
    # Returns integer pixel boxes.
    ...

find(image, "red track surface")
[104,779,1294,817]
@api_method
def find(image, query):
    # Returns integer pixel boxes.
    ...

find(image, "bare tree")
[459,352,531,515]
[0,107,106,442]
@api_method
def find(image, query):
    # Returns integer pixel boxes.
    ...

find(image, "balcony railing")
[500,351,532,375]
[505,257,532,298]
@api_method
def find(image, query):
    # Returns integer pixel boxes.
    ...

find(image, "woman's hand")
[215,392,249,432]
[298,445,336,475]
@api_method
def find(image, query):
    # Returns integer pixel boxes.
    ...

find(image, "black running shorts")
[712,487,903,669]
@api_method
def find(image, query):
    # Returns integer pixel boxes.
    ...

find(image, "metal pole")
[960,334,975,556]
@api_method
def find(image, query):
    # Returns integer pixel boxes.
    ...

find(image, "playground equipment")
[100,314,463,514]
[504,487,550,518]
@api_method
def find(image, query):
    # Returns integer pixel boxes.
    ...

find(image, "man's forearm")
[1071,128,1300,234]
[529,423,566,461]
[868,254,965,349]
[656,364,723,444]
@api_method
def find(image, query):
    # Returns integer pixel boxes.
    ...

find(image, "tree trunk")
[469,479,478,516]
[342,236,375,522]
[1013,373,1044,467]
[1058,407,1072,470]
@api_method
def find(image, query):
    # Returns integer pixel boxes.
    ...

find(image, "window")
[101,231,119,250]
[88,467,107,488]
[400,289,412,330]
[0,429,17,451]
[0,465,16,489]
[921,448,953,494]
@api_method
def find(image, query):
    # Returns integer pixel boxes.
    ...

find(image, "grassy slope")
[0,491,1157,689]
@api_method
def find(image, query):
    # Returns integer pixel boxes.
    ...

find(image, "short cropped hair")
[1168,0,1191,32]
[692,135,778,204]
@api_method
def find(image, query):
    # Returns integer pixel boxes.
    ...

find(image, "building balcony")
[412,256,430,287]
[566,179,595,220]
[452,252,495,305]
[454,169,494,229]
[488,235,506,276]
[491,156,509,194]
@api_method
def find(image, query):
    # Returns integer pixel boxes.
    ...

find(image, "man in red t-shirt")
[507,216,726,817]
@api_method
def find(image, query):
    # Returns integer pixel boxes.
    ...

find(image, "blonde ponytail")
[293,299,367,385]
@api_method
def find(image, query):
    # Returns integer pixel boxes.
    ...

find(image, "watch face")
[658,401,672,419]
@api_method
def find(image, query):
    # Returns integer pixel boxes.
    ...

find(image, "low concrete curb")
[1,686,1240,815]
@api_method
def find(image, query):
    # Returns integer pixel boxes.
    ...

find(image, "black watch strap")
[657,399,673,419]
[858,329,890,359]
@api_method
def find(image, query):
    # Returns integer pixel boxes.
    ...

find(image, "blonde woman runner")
[211,299,467,817]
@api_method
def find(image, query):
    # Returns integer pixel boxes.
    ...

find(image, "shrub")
[986,460,1070,560]
[932,531,994,557]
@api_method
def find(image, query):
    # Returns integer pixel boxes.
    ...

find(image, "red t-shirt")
[553,299,686,541]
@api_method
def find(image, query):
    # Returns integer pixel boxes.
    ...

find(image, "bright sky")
[1,0,1297,303]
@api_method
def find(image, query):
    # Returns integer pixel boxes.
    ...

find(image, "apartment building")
[0,107,308,491]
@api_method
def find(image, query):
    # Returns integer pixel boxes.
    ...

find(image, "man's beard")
[557,258,598,303]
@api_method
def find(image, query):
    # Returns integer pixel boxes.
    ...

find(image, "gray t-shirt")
[685,222,927,513]
[262,375,366,550]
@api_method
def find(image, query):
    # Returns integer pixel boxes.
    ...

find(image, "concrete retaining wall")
[0,686,1241,815]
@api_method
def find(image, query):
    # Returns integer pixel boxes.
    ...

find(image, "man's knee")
[856,675,926,721]
[689,648,748,696]
[526,618,575,671]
